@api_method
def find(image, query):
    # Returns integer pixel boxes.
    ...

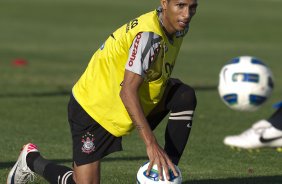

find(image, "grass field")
[1,0,282,183]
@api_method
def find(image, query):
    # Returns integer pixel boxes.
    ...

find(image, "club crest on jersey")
[81,132,95,154]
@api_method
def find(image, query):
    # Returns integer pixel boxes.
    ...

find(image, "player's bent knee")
[174,85,197,110]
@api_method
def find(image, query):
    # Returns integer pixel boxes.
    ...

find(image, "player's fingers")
[146,161,154,176]
[166,158,178,176]
[162,163,170,181]
[157,162,164,181]
[167,160,178,177]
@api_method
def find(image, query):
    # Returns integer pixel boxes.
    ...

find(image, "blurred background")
[1,0,282,183]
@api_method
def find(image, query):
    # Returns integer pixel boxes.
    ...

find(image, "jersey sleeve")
[125,32,162,78]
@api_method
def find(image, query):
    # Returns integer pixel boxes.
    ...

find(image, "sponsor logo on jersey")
[148,43,161,66]
[128,33,142,67]
[81,132,96,154]
[126,19,139,32]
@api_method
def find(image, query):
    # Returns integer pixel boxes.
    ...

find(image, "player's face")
[161,0,198,34]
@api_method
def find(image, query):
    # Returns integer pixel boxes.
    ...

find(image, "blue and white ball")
[218,56,274,111]
[136,162,182,184]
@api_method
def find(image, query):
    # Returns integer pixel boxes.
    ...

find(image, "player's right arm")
[120,32,178,180]
[120,69,176,181]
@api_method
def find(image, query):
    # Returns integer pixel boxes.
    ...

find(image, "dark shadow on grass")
[183,175,282,184]
[0,156,148,169]
[194,85,217,91]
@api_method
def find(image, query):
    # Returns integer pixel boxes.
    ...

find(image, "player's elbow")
[120,88,128,103]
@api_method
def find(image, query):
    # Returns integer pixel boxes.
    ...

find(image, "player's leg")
[7,94,122,184]
[73,161,100,183]
[9,145,101,184]
[7,94,80,184]
[147,78,197,165]
[268,106,282,130]
[223,106,282,149]
[163,79,197,165]
[263,107,282,151]
[7,143,75,184]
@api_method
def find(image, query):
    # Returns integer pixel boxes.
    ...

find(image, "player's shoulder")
[132,32,163,51]
[138,32,162,41]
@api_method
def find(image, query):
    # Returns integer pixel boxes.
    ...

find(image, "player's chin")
[175,26,186,32]
[177,22,188,31]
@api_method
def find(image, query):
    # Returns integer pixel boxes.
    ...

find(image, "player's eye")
[189,4,197,15]
[177,3,185,9]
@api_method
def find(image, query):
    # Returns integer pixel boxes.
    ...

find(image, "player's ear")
[161,0,168,10]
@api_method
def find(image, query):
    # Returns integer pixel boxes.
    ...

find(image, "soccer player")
[7,0,198,183]
[224,105,282,150]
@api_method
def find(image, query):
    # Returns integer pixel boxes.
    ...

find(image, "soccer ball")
[136,162,182,184]
[218,56,274,111]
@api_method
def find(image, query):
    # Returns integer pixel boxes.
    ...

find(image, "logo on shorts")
[81,132,95,154]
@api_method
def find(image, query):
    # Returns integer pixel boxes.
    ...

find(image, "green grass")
[1,0,282,183]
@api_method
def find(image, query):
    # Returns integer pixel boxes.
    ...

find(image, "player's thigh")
[147,78,183,129]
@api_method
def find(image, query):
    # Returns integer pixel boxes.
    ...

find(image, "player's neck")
[158,12,174,44]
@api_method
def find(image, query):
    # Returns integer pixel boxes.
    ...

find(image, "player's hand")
[145,142,178,181]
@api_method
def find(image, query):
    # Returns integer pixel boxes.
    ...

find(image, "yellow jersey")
[72,9,185,137]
